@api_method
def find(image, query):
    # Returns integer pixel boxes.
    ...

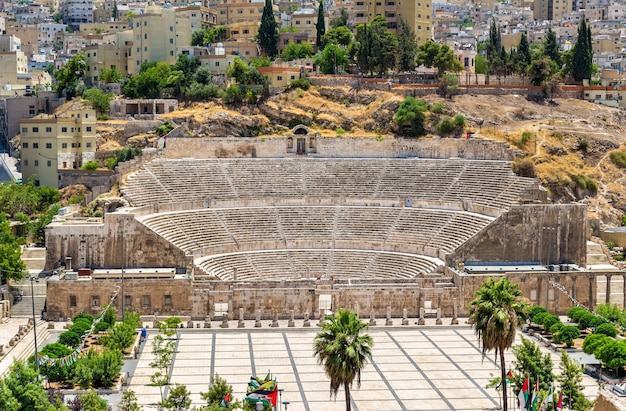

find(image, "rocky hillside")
[97,87,626,228]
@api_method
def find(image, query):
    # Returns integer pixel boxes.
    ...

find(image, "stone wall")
[448,204,588,267]
[58,169,116,190]
[44,212,188,272]
[45,277,194,321]
[164,136,521,161]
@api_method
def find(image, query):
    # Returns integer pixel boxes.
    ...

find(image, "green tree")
[556,325,580,348]
[313,308,373,411]
[416,39,440,69]
[83,88,113,115]
[99,67,122,83]
[281,41,314,61]
[544,27,561,68]
[74,349,124,388]
[118,389,142,411]
[528,57,553,86]
[314,43,349,74]
[0,214,26,283]
[514,33,531,74]
[486,18,502,69]
[330,7,349,28]
[595,323,617,337]
[123,62,171,99]
[571,19,592,82]
[258,0,278,57]
[77,390,109,411]
[469,277,530,411]
[160,384,191,411]
[396,19,417,72]
[475,54,488,74]
[0,361,59,411]
[567,306,586,323]
[200,374,238,408]
[434,44,463,75]
[511,337,554,393]
[322,26,352,47]
[315,0,325,48]
[394,97,427,137]
[557,351,593,411]
[37,343,75,383]
[54,53,86,99]
[438,73,459,99]
[355,17,398,75]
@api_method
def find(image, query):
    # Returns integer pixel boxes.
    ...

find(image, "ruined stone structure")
[109,99,178,119]
[43,137,603,320]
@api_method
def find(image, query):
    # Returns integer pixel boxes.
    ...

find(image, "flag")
[556,392,563,411]
[541,384,553,410]
[519,376,530,411]
[220,394,231,408]
[531,379,541,411]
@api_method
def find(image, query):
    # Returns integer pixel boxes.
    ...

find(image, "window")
[169,26,173,31]
[86,142,92,148]
[34,160,39,166]
[164,295,172,307]
[170,51,174,56]
[33,143,39,148]
[22,142,28,148]
[46,143,52,149]
[23,160,28,166]
[169,38,174,44]
[277,76,283,80]
[85,113,89,118]
[144,33,147,39]
[69,295,77,308]
[92,295,100,307]
[62,143,67,148]
[291,75,296,80]
[86,126,92,132]
[215,62,220,67]
[46,127,52,133]
[142,295,151,308]
[29,105,35,115]
[47,160,51,167]
[22,127,27,133]
[32,127,39,132]
[62,161,67,168]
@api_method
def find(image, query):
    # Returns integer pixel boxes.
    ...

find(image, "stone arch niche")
[285,124,319,155]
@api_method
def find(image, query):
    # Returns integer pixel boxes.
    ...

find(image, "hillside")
[101,88,626,228]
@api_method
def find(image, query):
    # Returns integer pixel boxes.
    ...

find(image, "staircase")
[0,320,51,377]
[10,247,47,317]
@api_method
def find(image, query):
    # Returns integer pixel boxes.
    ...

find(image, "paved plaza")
[128,322,599,411]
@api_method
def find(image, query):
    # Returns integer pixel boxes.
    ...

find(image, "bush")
[530,306,547,318]
[101,322,136,351]
[94,322,110,333]
[73,313,94,324]
[59,331,81,348]
[589,316,608,329]
[453,114,466,128]
[558,325,581,347]
[511,157,536,178]
[532,311,550,325]
[103,306,116,326]
[595,323,618,337]
[543,314,560,331]
[549,322,563,335]
[37,343,76,382]
[436,116,456,134]
[105,157,117,170]
[430,102,445,114]
[81,161,99,170]
[610,150,626,168]
[288,78,311,90]
[567,306,586,323]
[578,312,598,329]
[155,122,174,137]
[571,174,598,194]
[74,349,123,389]
[222,84,244,104]
[70,321,91,336]
[183,82,221,100]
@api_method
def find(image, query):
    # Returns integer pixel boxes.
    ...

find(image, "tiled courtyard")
[128,324,599,411]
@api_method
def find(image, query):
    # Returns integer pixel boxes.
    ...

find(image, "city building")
[19,108,96,187]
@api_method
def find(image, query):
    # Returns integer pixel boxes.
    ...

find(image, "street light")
[29,276,39,371]
[282,401,290,411]
[278,389,284,411]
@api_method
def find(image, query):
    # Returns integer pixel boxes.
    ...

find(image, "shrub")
[437,116,455,134]
[124,309,142,329]
[453,114,466,129]
[516,131,532,148]
[610,150,626,168]
[101,322,135,351]
[73,313,94,324]
[288,78,311,90]
[549,322,563,335]
[589,316,608,328]
[94,322,109,333]
[543,314,560,331]
[530,306,547,318]
[430,102,445,114]
[607,241,616,250]
[105,157,117,170]
[578,139,588,151]
[81,161,99,170]
[578,312,598,329]
[595,323,618,337]
[336,128,345,135]
[103,306,116,326]
[222,84,244,104]
[394,97,427,137]
[155,122,174,137]
[511,157,536,178]
[59,331,81,348]
[37,343,75,382]
[74,349,123,389]
[571,174,598,194]
[558,325,581,347]
[567,306,586,323]
[532,311,550,325]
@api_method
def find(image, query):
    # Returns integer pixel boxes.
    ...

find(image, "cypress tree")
[258,0,278,57]
[571,19,593,82]
[544,27,561,67]
[316,0,325,48]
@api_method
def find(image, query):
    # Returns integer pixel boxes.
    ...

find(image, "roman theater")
[42,130,604,322]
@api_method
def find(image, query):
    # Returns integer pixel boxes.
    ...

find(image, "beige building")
[84,31,133,85]
[533,0,572,22]
[358,0,432,43]
[216,0,268,26]
[257,66,301,87]
[20,109,97,187]
[129,7,193,75]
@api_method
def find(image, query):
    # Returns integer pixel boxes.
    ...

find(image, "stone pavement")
[127,319,599,411]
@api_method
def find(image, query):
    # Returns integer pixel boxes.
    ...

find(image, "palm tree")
[469,277,530,411]
[313,308,373,411]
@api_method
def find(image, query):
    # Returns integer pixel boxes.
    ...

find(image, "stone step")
[587,253,610,264]
[10,297,46,317]
[0,320,50,377]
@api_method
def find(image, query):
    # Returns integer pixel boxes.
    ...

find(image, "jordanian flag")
[518,376,530,411]
[531,379,541,411]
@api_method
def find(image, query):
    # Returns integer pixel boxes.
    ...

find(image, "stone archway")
[285,125,319,155]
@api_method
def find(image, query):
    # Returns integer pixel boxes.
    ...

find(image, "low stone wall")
[58,169,116,190]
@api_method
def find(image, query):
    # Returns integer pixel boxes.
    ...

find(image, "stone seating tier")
[137,206,494,259]
[194,249,442,281]
[123,158,538,210]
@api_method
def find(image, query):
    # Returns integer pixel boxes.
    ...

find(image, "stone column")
[255,310,262,328]
[220,313,229,328]
[451,298,459,325]
[605,274,612,304]
[288,310,295,327]
[385,306,393,326]
[238,307,245,328]
[436,308,442,325]
[418,308,425,325]
[303,312,310,327]
[354,301,359,318]
[318,308,325,325]
[369,310,377,326]
[270,310,279,327]
[589,275,595,310]
[402,308,409,326]
[204,316,211,328]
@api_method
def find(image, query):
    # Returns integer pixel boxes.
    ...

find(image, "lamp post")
[282,401,290,411]
[278,389,284,411]
[29,276,39,371]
